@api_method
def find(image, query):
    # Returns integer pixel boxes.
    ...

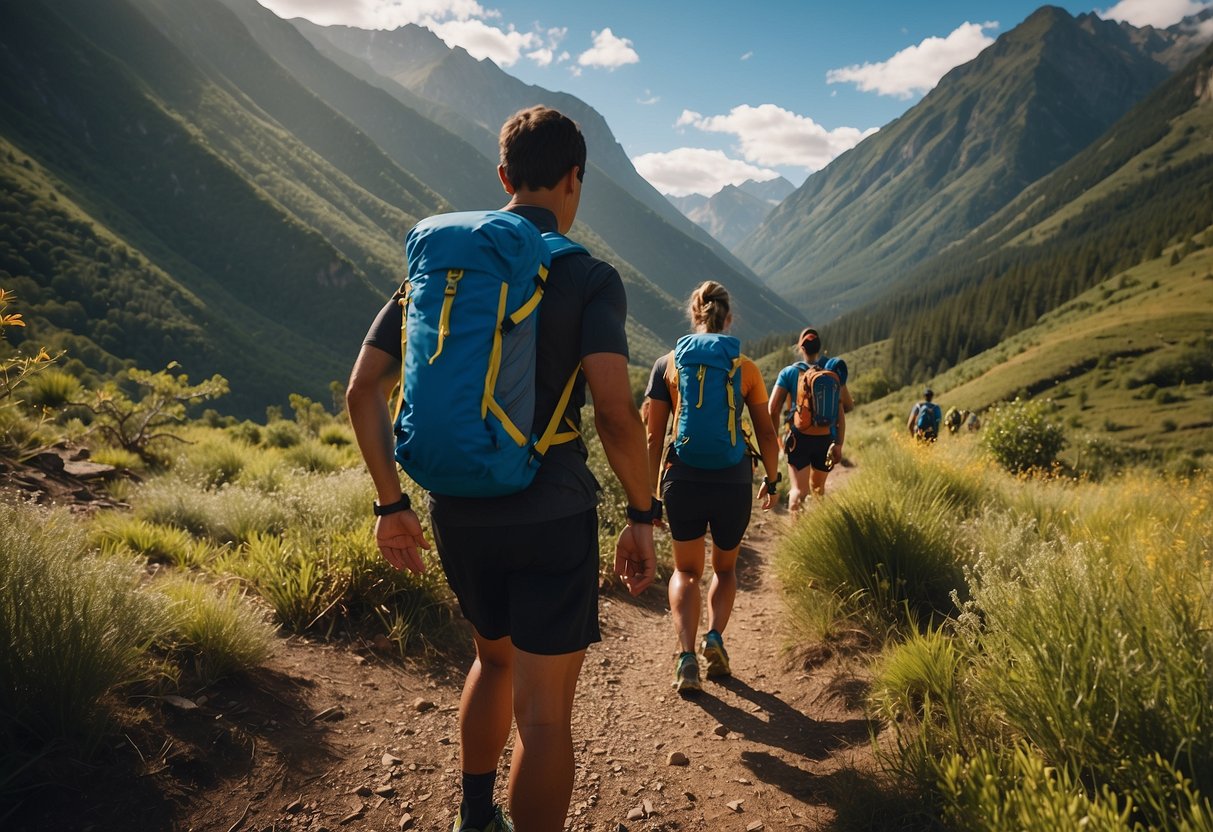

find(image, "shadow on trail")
[686,674,873,760]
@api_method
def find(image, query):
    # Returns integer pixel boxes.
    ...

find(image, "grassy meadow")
[779,427,1213,830]
[846,239,1213,476]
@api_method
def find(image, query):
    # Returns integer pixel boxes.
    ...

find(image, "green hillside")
[852,239,1213,466]
[0,0,431,413]
[738,6,1177,319]
[822,38,1213,389]
[293,20,803,341]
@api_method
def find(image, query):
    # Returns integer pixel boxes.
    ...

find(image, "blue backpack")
[666,333,745,469]
[392,210,586,497]
[916,401,942,435]
[792,360,841,436]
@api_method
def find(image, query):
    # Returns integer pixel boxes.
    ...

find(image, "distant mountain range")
[0,0,798,416]
[666,178,796,250]
[738,5,1213,322]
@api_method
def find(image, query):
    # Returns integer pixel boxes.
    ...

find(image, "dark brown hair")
[688,280,731,333]
[498,106,587,191]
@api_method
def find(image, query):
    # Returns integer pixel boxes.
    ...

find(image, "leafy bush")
[176,438,246,488]
[228,420,262,446]
[318,423,352,446]
[981,398,1066,474]
[157,577,275,685]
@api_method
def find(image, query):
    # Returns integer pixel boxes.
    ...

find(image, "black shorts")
[430,507,601,655]
[660,479,753,550]
[785,429,833,473]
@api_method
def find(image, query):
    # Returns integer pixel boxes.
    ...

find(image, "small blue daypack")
[392,210,586,497]
[916,401,942,435]
[666,333,745,469]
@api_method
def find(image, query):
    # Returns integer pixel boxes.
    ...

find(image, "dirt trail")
[11,469,875,832]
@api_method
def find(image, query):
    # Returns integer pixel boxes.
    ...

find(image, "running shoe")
[672,651,702,694]
[452,804,513,832]
[702,630,731,678]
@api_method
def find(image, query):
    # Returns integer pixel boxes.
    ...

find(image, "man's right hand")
[614,523,655,596]
[375,510,431,574]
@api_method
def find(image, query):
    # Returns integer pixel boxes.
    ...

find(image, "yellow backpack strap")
[392,280,411,420]
[428,269,463,364]
[725,357,741,446]
[482,282,528,446]
[534,364,582,455]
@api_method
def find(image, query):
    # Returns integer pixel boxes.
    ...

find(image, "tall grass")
[819,429,1213,829]
[0,503,168,748]
[157,576,276,685]
[778,435,980,635]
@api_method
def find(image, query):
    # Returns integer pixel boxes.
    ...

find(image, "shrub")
[281,439,344,474]
[156,577,275,685]
[228,420,262,446]
[89,445,144,471]
[176,438,246,488]
[263,419,302,449]
[0,503,168,750]
[778,465,968,634]
[21,368,82,410]
[318,423,352,447]
[981,398,1066,473]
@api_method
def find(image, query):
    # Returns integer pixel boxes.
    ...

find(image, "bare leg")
[460,631,514,775]
[809,467,830,497]
[788,463,813,516]
[669,536,707,653]
[705,543,740,635]
[508,647,587,832]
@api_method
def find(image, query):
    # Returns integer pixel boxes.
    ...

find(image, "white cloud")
[524,27,567,67]
[637,90,660,105]
[257,0,488,29]
[1100,0,1212,28]
[427,18,538,65]
[740,51,753,61]
[632,148,781,197]
[676,104,878,171]
[826,21,998,99]
[578,28,640,69]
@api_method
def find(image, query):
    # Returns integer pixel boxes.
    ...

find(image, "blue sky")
[257,0,1213,195]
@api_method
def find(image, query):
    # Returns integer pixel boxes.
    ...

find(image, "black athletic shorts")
[660,479,753,551]
[430,507,601,655]
[785,429,833,473]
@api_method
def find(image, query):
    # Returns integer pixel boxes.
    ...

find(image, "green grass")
[156,575,276,685]
[801,429,1213,829]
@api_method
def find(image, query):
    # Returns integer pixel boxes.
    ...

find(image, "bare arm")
[833,406,846,465]
[346,345,430,573]
[840,384,854,413]
[645,397,671,496]
[583,352,655,596]
[748,397,780,510]
[768,385,788,437]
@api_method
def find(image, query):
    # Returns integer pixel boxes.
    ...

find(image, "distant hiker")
[944,406,963,435]
[644,281,780,695]
[346,106,657,832]
[908,388,943,441]
[768,328,849,512]
[966,410,981,432]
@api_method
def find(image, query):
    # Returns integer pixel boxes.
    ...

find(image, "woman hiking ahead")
[768,328,850,513]
[644,281,780,694]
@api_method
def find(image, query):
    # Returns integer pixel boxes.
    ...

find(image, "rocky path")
[12,473,876,832]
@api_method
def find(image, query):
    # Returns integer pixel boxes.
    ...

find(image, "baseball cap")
[798,327,819,348]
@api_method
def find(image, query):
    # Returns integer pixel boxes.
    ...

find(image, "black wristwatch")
[372,495,412,516]
[762,473,782,489]
[626,498,662,525]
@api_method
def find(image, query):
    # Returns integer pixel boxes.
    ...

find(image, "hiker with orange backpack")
[768,328,850,512]
[644,281,781,695]
[346,107,656,832]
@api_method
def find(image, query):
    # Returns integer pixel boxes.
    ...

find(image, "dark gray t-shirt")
[362,206,629,526]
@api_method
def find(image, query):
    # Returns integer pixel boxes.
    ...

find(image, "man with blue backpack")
[768,328,851,512]
[346,106,657,832]
[908,388,943,441]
